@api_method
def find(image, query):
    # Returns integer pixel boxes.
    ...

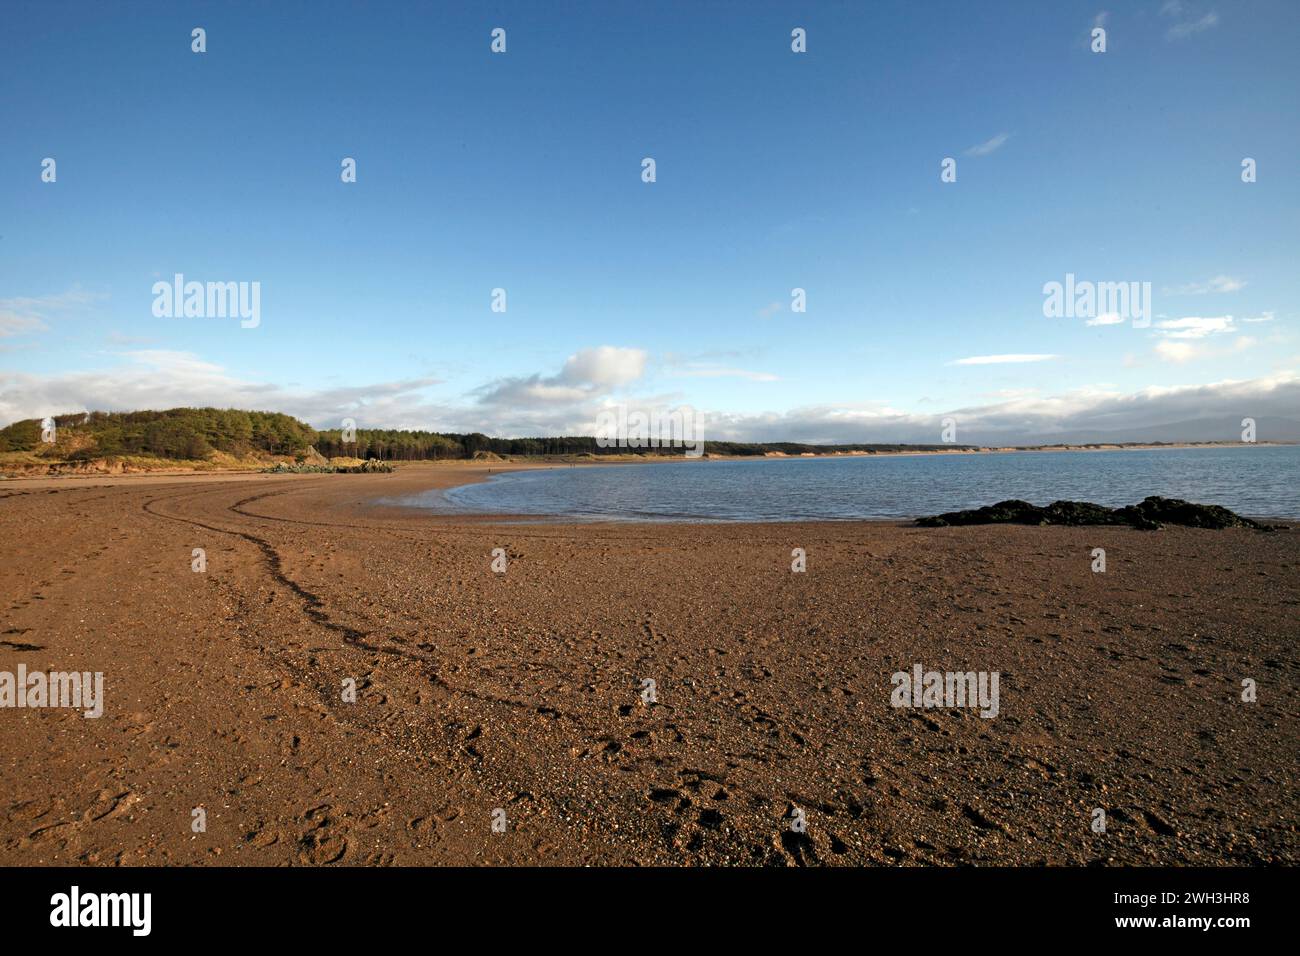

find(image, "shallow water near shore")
[397,444,1300,522]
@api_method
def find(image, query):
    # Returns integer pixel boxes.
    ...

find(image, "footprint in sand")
[295,806,348,864]
[244,822,282,848]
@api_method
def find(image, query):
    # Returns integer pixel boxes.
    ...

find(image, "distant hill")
[967,416,1300,446]
[0,409,316,460]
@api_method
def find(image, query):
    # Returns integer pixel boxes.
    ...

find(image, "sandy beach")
[1,462,1296,866]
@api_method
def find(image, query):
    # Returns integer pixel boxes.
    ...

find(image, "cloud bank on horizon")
[4,345,1298,446]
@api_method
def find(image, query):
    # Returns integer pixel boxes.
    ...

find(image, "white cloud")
[0,312,46,338]
[964,133,1010,157]
[1155,340,1197,363]
[475,346,648,409]
[947,353,1060,366]
[1167,10,1219,39]
[699,371,1300,444]
[1086,313,1126,327]
[558,346,647,387]
[1154,315,1235,339]
[1155,334,1256,363]
[0,350,445,432]
[0,288,106,338]
[1165,275,1245,295]
[1243,311,1276,323]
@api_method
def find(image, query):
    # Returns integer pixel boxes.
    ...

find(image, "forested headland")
[0,407,973,469]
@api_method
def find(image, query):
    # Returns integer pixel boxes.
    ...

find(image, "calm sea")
[397,445,1300,522]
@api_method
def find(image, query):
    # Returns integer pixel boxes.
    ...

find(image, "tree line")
[1,407,975,462]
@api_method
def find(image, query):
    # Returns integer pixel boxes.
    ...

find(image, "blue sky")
[2,0,1298,442]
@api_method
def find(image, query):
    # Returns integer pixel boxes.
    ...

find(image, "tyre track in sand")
[140,483,585,722]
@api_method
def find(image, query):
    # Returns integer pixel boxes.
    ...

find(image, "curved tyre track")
[140,483,581,720]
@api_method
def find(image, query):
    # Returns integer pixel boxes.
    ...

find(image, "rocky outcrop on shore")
[916,495,1276,531]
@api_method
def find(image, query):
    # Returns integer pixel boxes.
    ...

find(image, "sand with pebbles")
[1,462,1295,865]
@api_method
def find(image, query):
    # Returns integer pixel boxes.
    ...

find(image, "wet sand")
[0,462,1296,865]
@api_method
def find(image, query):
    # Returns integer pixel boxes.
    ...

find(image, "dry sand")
[0,462,1295,866]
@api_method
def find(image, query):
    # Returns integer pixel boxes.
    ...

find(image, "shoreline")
[2,439,1288,484]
